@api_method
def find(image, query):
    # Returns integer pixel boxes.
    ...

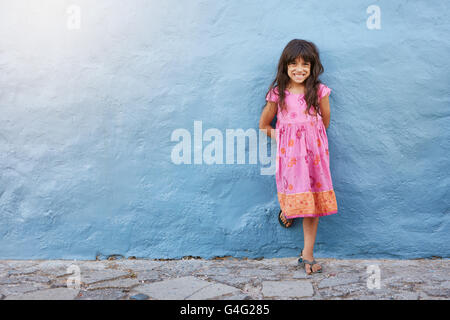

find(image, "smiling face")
[287,56,311,85]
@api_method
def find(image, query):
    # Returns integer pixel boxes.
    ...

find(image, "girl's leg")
[302,217,322,273]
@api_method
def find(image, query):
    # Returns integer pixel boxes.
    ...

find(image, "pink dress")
[266,83,338,219]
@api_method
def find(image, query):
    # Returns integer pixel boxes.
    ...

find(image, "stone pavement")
[0,257,448,300]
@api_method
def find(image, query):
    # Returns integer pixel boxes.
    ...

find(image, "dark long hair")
[265,39,324,117]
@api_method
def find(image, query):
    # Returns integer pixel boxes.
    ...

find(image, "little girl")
[259,39,338,275]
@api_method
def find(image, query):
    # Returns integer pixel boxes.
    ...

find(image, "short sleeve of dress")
[265,87,279,103]
[318,83,331,101]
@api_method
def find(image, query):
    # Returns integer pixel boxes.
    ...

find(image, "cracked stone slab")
[319,282,372,298]
[35,260,78,270]
[5,288,80,300]
[242,283,263,299]
[76,288,128,300]
[74,261,111,271]
[238,268,279,280]
[440,281,450,289]
[87,278,140,290]
[195,266,232,277]
[157,260,211,277]
[342,294,394,300]
[220,293,253,300]
[382,276,425,288]
[2,261,39,269]
[80,270,131,285]
[206,274,250,288]
[391,291,420,300]
[0,283,49,296]
[318,273,361,289]
[420,286,450,297]
[35,261,81,278]
[291,270,311,279]
[2,274,52,285]
[135,270,160,282]
[7,266,41,276]
[133,276,218,300]
[187,282,241,300]
[0,277,25,285]
[262,280,314,298]
[258,257,298,267]
[107,260,163,272]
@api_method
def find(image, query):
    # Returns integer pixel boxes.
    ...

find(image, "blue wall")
[0,0,449,260]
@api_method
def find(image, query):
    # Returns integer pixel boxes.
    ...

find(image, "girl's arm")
[259,101,277,140]
[319,95,331,130]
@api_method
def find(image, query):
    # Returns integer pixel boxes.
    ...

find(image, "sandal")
[298,249,322,274]
[278,209,293,228]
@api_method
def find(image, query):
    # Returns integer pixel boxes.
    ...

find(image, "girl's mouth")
[293,73,306,80]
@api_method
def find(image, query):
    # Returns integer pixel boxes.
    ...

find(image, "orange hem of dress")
[278,189,338,219]
[284,210,338,219]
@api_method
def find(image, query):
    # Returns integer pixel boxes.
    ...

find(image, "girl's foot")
[300,250,322,274]
[278,210,293,228]
[304,260,322,274]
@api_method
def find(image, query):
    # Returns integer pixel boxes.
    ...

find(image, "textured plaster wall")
[0,0,449,259]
